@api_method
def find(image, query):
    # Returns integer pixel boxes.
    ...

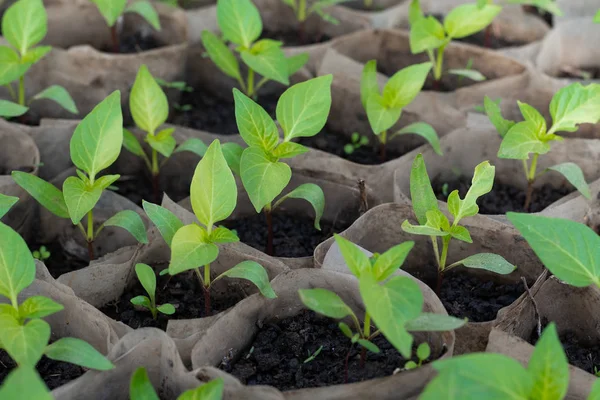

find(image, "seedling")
[299,234,466,380]
[303,345,323,363]
[0,0,78,118]
[485,82,598,210]
[401,154,516,293]
[130,367,224,400]
[12,91,148,260]
[131,263,175,319]
[163,140,276,316]
[201,0,309,98]
[344,133,369,155]
[32,246,50,262]
[408,0,499,86]
[281,0,349,42]
[360,60,441,161]
[0,222,114,397]
[595,10,600,23]
[89,0,161,53]
[404,342,430,370]
[234,76,331,255]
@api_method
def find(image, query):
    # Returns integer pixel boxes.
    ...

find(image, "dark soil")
[439,271,525,322]
[29,241,88,279]
[458,28,523,49]
[103,31,162,54]
[223,311,430,390]
[225,211,356,258]
[114,173,190,206]
[0,349,85,390]
[99,264,244,330]
[433,176,573,214]
[262,29,331,47]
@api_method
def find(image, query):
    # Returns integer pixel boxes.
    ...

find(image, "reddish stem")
[524,180,534,211]
[435,270,444,296]
[432,79,441,91]
[265,209,274,256]
[360,347,366,368]
[203,285,212,317]
[298,20,306,45]
[87,240,95,261]
[110,25,120,53]
[344,345,353,383]
[484,25,492,48]
[152,173,160,204]
[379,142,386,163]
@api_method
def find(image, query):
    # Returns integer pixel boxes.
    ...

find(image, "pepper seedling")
[281,0,350,43]
[201,0,309,98]
[0,0,78,119]
[32,246,51,262]
[131,263,175,319]
[404,342,430,370]
[408,0,500,86]
[0,222,114,398]
[89,0,161,53]
[234,76,331,255]
[360,60,441,161]
[299,234,466,377]
[130,367,224,400]
[164,140,276,316]
[485,82,599,210]
[12,91,148,260]
[344,132,370,155]
[401,154,516,293]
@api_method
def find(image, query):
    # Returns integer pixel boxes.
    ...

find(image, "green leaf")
[93,174,120,191]
[142,201,183,247]
[0,194,18,219]
[361,60,379,111]
[527,323,569,400]
[209,226,239,243]
[276,75,333,141]
[383,62,431,109]
[484,96,514,138]
[287,53,309,76]
[221,142,243,176]
[548,162,591,199]
[216,260,276,298]
[125,1,161,31]
[405,313,467,331]
[21,45,51,64]
[372,242,414,281]
[130,65,168,134]
[448,161,495,223]
[449,225,472,243]
[549,83,600,134]
[146,128,176,158]
[201,30,241,81]
[425,209,450,231]
[241,47,289,86]
[233,89,279,151]
[271,142,309,159]
[123,128,146,157]
[0,367,52,400]
[448,69,486,82]
[338,322,353,339]
[409,16,446,54]
[130,295,151,309]
[104,210,148,244]
[129,368,159,400]
[334,234,371,279]
[417,342,430,360]
[62,176,102,224]
[0,99,28,118]
[0,46,30,85]
[359,274,423,358]
[273,183,324,230]
[0,222,36,307]
[518,101,546,137]
[70,90,123,179]
[190,140,237,228]
[45,337,114,370]
[357,339,380,353]
[391,122,442,155]
[588,378,600,400]
[217,0,261,48]
[11,172,69,219]
[169,224,219,275]
[240,147,291,213]
[450,253,515,275]
[506,213,600,287]
[90,0,126,27]
[157,303,175,315]
[409,154,439,225]
[498,121,550,160]
[0,315,49,367]
[444,4,501,39]
[366,94,402,135]
[18,296,63,319]
[174,138,208,158]
[178,378,224,400]
[32,85,78,114]
[298,288,355,319]
[2,0,47,56]
[401,220,447,237]
[408,0,423,25]
[134,263,156,302]
[595,9,600,24]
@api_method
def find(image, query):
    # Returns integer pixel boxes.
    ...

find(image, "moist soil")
[225,211,356,258]
[103,31,162,54]
[114,173,190,206]
[223,311,427,390]
[29,241,88,279]
[433,176,572,214]
[262,29,331,47]
[439,271,525,323]
[458,29,523,49]
[0,350,85,390]
[100,264,244,330]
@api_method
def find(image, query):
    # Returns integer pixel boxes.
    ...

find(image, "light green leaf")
[408,0,423,25]
[450,253,515,275]
[123,128,146,157]
[366,93,402,135]
[0,367,52,400]
[498,121,550,160]
[130,65,168,134]
[383,62,431,109]
[157,303,175,314]
[216,260,276,298]
[527,323,569,400]
[18,296,63,319]
[130,295,151,309]
[62,176,102,224]
[298,288,355,319]
[90,0,127,27]
[548,162,591,199]
[448,69,486,82]
[405,313,467,331]
[32,85,78,114]
[595,9,600,24]
[409,154,439,225]
[518,101,546,138]
[357,339,380,353]
[0,194,18,219]
[425,209,450,231]
[401,220,448,237]
[190,140,237,228]
[549,83,600,134]
[448,161,494,223]
[409,16,446,54]
[287,53,309,76]
[134,263,156,301]
[221,142,243,176]
[174,138,208,158]
[0,46,31,85]
[201,30,241,81]
[104,210,148,244]
[142,201,184,247]
[209,226,238,243]
[233,89,279,151]
[21,45,51,64]
[0,222,36,306]
[240,147,291,212]
[338,321,353,339]
[0,315,49,367]
[359,273,423,358]
[391,122,442,155]
[372,242,414,281]
[588,379,600,400]
[508,0,562,16]
[361,60,379,111]
[70,90,123,179]
[217,0,262,48]
[417,343,430,360]
[125,1,161,31]
[271,142,309,159]
[11,172,69,219]
[444,3,501,39]
[169,224,219,275]
[449,225,472,243]
[93,174,120,191]
[506,213,600,287]
[178,378,224,400]
[484,96,514,138]
[129,367,159,400]
[273,183,324,230]
[45,337,114,370]
[0,100,28,118]
[2,0,47,55]
[276,75,333,140]
[334,234,371,279]
[241,48,289,86]
[146,128,176,158]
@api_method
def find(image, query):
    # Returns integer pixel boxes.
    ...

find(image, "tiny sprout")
[32,245,51,261]
[130,368,224,400]
[303,345,324,364]
[281,0,350,42]
[344,132,370,155]
[441,183,449,198]
[130,263,175,319]
[404,342,430,370]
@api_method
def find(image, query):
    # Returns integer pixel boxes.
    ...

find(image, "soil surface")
[29,241,88,279]
[263,29,331,47]
[458,29,522,49]
[439,272,525,323]
[103,31,162,54]
[115,173,190,206]
[100,264,244,330]
[223,311,427,390]
[225,211,356,258]
[0,350,85,390]
[433,176,572,214]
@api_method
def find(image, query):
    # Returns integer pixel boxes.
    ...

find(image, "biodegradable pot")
[189,267,454,399]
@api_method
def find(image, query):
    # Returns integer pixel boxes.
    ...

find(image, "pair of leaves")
[92,0,161,30]
[131,263,175,316]
[0,85,79,118]
[130,368,224,400]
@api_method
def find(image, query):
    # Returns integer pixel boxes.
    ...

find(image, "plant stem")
[204,263,211,316]
[5,84,16,102]
[523,153,539,211]
[264,204,274,256]
[110,24,120,53]
[360,313,371,368]
[379,130,387,162]
[344,344,353,383]
[483,25,492,48]
[151,149,160,203]
[247,68,255,98]
[435,270,444,296]
[435,236,451,295]
[86,211,95,260]
[18,75,25,106]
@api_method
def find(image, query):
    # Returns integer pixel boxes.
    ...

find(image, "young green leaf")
[233,89,279,151]
[0,46,31,85]
[11,172,69,219]
[448,253,516,275]
[45,337,114,370]
[0,367,52,400]
[547,162,591,199]
[595,9,600,24]
[147,128,176,157]
[588,379,600,400]
[240,46,289,85]
[174,138,208,158]
[298,288,355,319]
[448,69,486,82]
[0,194,18,219]
[130,295,152,309]
[447,161,494,223]
[0,100,29,117]
[215,260,276,298]
[32,85,78,114]
[135,263,156,302]
[360,60,379,111]
[334,234,371,279]
[498,121,550,160]
[18,296,63,319]
[408,0,423,25]
[366,94,402,135]
[506,213,600,287]
[286,53,309,76]
[409,16,446,54]
[178,378,224,400]
[21,45,51,64]
[405,313,467,331]
[62,176,102,224]
[122,128,146,157]
[91,0,127,27]
[549,83,600,134]
[94,174,120,191]
[271,142,309,159]
[527,323,568,400]
[409,154,439,225]
[391,122,442,155]
[383,62,432,109]
[157,303,175,314]
[142,201,184,247]
[357,339,380,353]
[130,367,160,400]
[518,101,546,136]
[372,242,415,281]
[485,96,515,138]
[240,147,291,212]
[104,210,149,244]
[0,222,37,306]
[2,0,47,56]
[0,316,50,367]
[400,220,447,237]
[443,3,501,39]
[273,183,324,230]
[417,342,430,360]
[169,224,219,275]
[209,226,238,243]
[125,1,161,31]
[130,65,168,134]
[217,0,262,49]
[201,31,242,82]
[338,322,354,339]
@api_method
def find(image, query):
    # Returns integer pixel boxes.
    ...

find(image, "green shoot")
[344,132,370,155]
[130,367,224,400]
[281,0,350,43]
[130,263,175,319]
[303,345,323,363]
[404,342,430,370]
[32,246,50,262]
